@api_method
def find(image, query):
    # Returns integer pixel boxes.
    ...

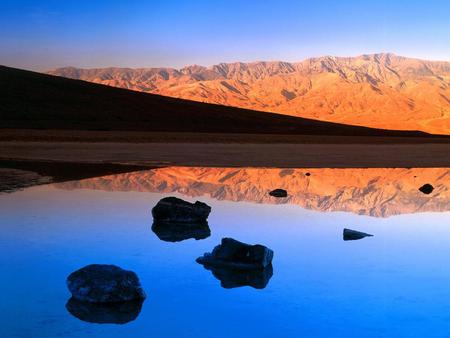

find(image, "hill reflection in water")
[55,167,450,217]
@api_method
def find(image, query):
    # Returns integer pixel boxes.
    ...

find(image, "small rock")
[152,197,211,223]
[67,264,146,303]
[343,228,373,241]
[196,238,274,270]
[305,172,311,176]
[419,183,434,195]
[152,221,210,242]
[66,298,143,324]
[269,189,287,198]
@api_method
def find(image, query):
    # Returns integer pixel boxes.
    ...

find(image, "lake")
[1,167,450,337]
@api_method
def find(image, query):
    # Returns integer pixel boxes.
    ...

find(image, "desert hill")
[0,65,438,137]
[48,53,450,134]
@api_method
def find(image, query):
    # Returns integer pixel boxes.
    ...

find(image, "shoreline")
[2,129,450,144]
[2,141,450,168]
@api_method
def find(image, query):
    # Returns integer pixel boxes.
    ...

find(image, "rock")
[66,298,143,324]
[269,189,287,198]
[196,238,274,270]
[343,228,373,241]
[305,172,311,176]
[67,264,146,303]
[152,197,211,223]
[151,221,211,242]
[419,183,434,195]
[201,264,273,289]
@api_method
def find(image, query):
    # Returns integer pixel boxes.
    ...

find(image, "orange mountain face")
[48,53,450,134]
[55,167,450,218]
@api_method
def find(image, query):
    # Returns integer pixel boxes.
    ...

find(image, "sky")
[0,0,449,71]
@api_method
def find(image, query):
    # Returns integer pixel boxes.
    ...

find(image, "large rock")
[269,189,287,198]
[152,197,211,223]
[66,297,143,324]
[343,228,373,241]
[152,221,211,242]
[419,183,434,195]
[67,264,146,303]
[196,238,274,270]
[201,264,273,289]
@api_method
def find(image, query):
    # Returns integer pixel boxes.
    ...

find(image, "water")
[1,167,450,337]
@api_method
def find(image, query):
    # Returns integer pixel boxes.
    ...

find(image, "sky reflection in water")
[1,167,450,337]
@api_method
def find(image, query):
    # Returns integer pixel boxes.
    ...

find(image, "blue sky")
[1,0,449,70]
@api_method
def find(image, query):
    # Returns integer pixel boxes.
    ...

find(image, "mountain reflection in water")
[55,167,450,217]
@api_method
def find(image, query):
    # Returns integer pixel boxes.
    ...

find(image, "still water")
[1,167,450,337]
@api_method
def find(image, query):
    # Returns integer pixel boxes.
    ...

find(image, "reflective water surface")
[1,167,450,337]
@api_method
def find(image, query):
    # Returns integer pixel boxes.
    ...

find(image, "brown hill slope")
[48,53,450,134]
[0,65,438,137]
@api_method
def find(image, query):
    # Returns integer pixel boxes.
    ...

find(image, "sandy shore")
[2,141,450,168]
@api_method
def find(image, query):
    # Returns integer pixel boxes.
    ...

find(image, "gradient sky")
[1,0,449,71]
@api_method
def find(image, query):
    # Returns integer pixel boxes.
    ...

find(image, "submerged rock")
[201,264,273,289]
[66,297,143,324]
[152,221,211,242]
[419,183,434,195]
[152,197,211,223]
[269,189,287,198]
[343,228,373,241]
[196,238,274,270]
[67,264,146,303]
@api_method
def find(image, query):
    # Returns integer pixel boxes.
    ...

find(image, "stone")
[67,264,146,303]
[196,238,274,270]
[343,228,373,241]
[152,197,211,223]
[419,183,434,195]
[269,189,287,198]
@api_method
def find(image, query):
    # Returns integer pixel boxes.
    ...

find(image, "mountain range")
[48,53,450,135]
[2,65,434,138]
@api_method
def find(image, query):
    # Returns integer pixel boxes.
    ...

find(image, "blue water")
[1,174,450,337]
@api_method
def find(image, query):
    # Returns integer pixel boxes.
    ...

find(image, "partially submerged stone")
[152,221,211,242]
[201,264,273,289]
[269,189,288,198]
[196,238,274,270]
[66,297,143,324]
[419,183,434,195]
[152,197,211,223]
[67,264,146,303]
[343,228,373,241]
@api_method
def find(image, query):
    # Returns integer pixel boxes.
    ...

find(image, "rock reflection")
[66,298,143,324]
[200,264,273,289]
[151,221,211,242]
[55,167,450,217]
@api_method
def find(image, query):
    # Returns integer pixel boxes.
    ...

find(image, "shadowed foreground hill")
[0,65,440,137]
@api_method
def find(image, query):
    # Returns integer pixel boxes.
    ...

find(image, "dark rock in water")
[201,264,273,289]
[343,228,373,241]
[305,172,311,176]
[66,297,143,324]
[67,264,146,303]
[152,197,211,223]
[269,189,287,198]
[196,238,274,270]
[419,183,434,195]
[152,220,211,242]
